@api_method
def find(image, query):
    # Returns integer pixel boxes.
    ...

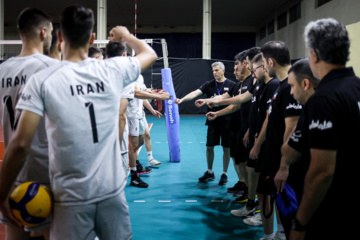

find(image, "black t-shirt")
[248,82,264,143]
[264,78,302,173]
[300,67,360,236]
[256,78,280,135]
[199,78,236,126]
[239,75,255,133]
[286,112,309,203]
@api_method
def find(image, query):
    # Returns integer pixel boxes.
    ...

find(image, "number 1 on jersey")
[85,102,98,143]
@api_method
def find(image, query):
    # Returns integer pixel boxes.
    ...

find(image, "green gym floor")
[125,115,274,240]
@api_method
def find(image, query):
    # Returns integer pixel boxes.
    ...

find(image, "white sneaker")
[274,231,286,240]
[231,205,256,217]
[148,158,161,166]
[243,213,262,226]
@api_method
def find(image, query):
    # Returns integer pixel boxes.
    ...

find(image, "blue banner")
[162,68,181,162]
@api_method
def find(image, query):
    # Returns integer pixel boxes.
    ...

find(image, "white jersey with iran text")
[126,75,146,119]
[0,54,58,184]
[120,82,135,154]
[16,56,140,205]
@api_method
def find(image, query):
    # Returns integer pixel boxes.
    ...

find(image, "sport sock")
[147,151,153,161]
[263,233,275,239]
[207,169,213,174]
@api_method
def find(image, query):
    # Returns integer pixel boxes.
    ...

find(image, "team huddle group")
[174,15,360,240]
[0,5,170,240]
[0,3,359,240]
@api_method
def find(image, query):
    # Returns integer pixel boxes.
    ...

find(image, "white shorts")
[51,190,131,240]
[128,116,148,136]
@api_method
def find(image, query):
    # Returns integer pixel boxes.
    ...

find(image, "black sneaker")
[130,171,149,188]
[218,173,228,186]
[236,194,248,203]
[227,181,246,193]
[198,171,215,182]
[136,160,152,175]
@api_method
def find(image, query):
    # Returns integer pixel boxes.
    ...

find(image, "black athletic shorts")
[206,124,231,148]
[232,130,250,164]
[256,171,276,196]
[246,142,266,172]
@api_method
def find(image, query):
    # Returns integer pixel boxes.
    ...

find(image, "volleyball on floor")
[9,181,52,227]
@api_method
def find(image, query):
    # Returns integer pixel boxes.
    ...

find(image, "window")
[316,0,332,8]
[267,19,274,35]
[277,12,287,30]
[289,3,301,23]
[260,25,266,40]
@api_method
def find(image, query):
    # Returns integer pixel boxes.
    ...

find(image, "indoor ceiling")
[3,0,293,33]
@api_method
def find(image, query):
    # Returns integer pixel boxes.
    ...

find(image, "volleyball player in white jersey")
[127,75,170,188]
[0,5,157,240]
[105,41,169,188]
[0,8,56,240]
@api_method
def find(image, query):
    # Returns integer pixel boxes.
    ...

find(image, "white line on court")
[185,200,197,202]
[133,200,146,202]
[158,200,171,202]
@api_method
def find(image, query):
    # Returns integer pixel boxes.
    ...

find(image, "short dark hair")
[288,58,319,87]
[261,40,291,66]
[88,46,103,58]
[60,5,94,49]
[234,49,248,63]
[106,41,127,58]
[17,8,51,36]
[49,24,60,54]
[246,47,261,62]
[251,53,264,65]
[304,18,350,65]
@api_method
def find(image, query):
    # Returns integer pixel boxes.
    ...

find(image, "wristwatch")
[291,218,307,232]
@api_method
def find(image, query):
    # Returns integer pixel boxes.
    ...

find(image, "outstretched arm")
[195,92,231,107]
[206,104,240,121]
[175,89,203,104]
[207,91,252,108]
[134,84,171,100]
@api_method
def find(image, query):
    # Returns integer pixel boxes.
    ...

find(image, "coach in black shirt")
[290,18,360,240]
[175,62,235,184]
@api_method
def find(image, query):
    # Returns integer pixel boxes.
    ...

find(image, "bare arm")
[249,110,269,159]
[274,143,302,193]
[0,110,41,227]
[175,89,203,104]
[134,84,170,100]
[108,26,157,72]
[206,104,240,121]
[207,91,252,108]
[119,98,129,144]
[290,149,336,239]
[143,99,162,119]
[284,116,299,144]
[195,92,231,107]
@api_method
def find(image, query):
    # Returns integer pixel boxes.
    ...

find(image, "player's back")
[126,75,146,119]
[0,53,58,184]
[17,56,140,205]
[0,54,56,145]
